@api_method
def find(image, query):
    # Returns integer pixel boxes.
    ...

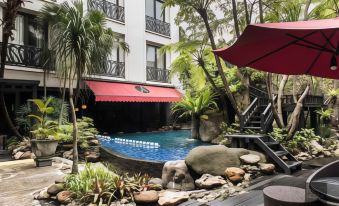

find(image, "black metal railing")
[88,0,125,22]
[0,42,44,68]
[94,60,125,78]
[146,66,170,83]
[145,16,170,37]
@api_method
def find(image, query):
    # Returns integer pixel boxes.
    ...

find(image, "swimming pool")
[98,130,209,162]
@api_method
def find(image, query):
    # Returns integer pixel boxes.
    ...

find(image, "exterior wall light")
[330,55,338,71]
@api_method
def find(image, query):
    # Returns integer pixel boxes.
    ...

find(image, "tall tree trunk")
[191,113,200,139]
[267,73,283,128]
[243,0,250,25]
[198,9,240,118]
[304,0,312,20]
[58,77,67,126]
[0,0,25,138]
[287,85,310,138]
[69,77,78,174]
[258,0,264,23]
[43,69,47,100]
[231,0,241,38]
[277,75,289,127]
[331,80,339,127]
[292,76,298,103]
[198,58,230,124]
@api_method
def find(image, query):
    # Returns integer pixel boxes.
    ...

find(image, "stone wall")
[100,147,164,177]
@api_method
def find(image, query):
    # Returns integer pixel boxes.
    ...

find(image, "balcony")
[146,66,170,83]
[0,42,44,68]
[94,60,125,78]
[145,16,171,37]
[88,0,125,23]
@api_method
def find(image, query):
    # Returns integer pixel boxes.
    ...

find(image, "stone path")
[0,159,66,206]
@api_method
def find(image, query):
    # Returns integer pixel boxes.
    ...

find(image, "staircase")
[228,134,302,174]
[236,86,301,174]
[240,86,274,133]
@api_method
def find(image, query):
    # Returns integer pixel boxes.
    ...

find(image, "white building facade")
[0,0,182,133]
[0,0,180,87]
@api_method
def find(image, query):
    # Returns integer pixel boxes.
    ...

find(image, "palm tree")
[172,89,218,139]
[40,0,119,173]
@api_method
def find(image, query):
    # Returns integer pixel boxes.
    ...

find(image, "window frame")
[146,44,166,70]
[146,0,166,22]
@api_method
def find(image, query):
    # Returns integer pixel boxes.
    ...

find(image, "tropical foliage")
[172,89,218,139]
[40,0,121,173]
[65,163,151,204]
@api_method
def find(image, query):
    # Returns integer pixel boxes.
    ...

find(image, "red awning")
[85,81,183,102]
[214,17,339,79]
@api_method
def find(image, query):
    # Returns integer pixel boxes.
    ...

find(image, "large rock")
[134,191,159,204]
[240,154,261,164]
[195,174,227,189]
[334,149,339,157]
[85,153,100,162]
[47,184,64,195]
[34,190,50,200]
[63,149,73,160]
[158,191,189,206]
[20,151,33,159]
[148,178,163,190]
[259,163,275,175]
[14,151,24,160]
[310,140,324,154]
[88,139,99,146]
[162,160,195,191]
[247,151,267,163]
[199,112,223,142]
[185,145,249,176]
[225,167,245,183]
[56,191,71,204]
[296,152,312,161]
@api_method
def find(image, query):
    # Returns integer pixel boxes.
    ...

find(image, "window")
[146,44,165,69]
[145,0,166,22]
[8,13,47,48]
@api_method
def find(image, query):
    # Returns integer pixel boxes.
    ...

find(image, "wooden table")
[263,186,318,206]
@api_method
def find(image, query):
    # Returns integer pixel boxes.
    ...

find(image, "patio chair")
[306,160,339,206]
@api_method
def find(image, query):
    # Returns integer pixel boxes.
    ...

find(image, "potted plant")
[29,97,60,167]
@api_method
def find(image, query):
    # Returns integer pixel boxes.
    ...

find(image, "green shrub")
[270,128,322,153]
[65,163,150,204]
[15,103,33,136]
[58,117,98,148]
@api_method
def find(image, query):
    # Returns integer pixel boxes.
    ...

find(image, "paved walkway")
[0,159,66,206]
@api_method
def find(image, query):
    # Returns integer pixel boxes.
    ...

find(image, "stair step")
[244,126,261,130]
[274,151,289,157]
[285,161,301,168]
[265,142,279,147]
[249,121,261,124]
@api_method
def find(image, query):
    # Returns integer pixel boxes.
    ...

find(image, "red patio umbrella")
[214,17,339,79]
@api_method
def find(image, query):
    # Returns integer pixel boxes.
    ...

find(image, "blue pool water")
[99,130,209,161]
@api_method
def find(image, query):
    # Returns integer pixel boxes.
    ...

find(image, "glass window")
[145,0,154,17]
[9,15,24,45]
[27,18,45,48]
[147,44,165,69]
[157,48,165,69]
[146,45,156,67]
[155,1,163,20]
[145,0,166,21]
